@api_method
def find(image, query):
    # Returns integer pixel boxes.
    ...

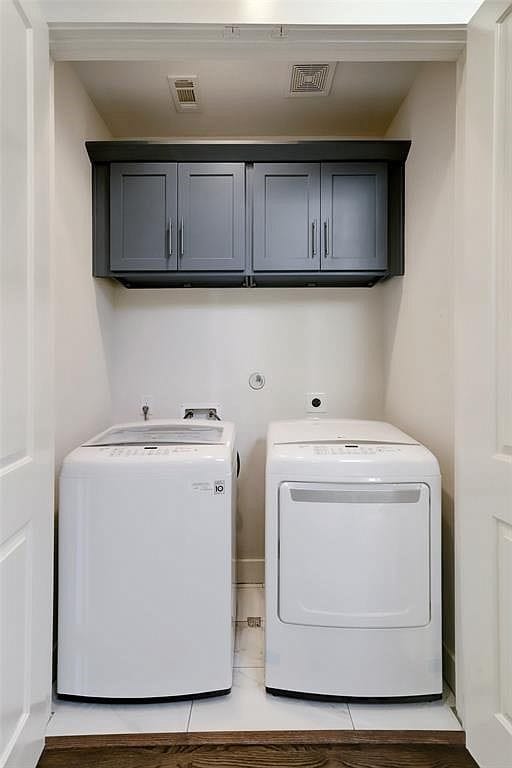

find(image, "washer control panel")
[311,444,402,456]
[99,445,198,458]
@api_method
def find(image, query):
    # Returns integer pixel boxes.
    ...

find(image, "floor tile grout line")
[185,700,193,733]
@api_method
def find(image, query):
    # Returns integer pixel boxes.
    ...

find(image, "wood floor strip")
[37,742,479,768]
[44,729,466,749]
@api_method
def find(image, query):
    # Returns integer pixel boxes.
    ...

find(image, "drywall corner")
[53,62,115,472]
[382,62,457,691]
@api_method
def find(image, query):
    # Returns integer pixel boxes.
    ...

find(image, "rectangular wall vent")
[168,75,200,112]
[288,63,336,97]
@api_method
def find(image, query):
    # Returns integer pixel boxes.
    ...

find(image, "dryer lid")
[269,419,418,447]
[84,422,224,447]
[266,419,439,478]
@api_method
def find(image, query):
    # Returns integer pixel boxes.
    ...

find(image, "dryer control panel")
[268,438,439,476]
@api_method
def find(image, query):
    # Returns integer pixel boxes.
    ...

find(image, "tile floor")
[47,584,461,736]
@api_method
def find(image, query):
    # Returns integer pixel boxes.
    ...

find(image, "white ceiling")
[72,59,422,138]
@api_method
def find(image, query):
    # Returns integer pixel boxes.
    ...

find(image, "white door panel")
[457,2,512,766]
[0,2,53,767]
[278,483,430,629]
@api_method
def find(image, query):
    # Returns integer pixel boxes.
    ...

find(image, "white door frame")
[38,0,473,62]
[454,2,512,766]
[46,23,466,63]
[7,4,492,763]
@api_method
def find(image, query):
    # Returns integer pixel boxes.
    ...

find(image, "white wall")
[110,286,385,577]
[41,0,484,25]
[54,62,115,471]
[382,62,457,688]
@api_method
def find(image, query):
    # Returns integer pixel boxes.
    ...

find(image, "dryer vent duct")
[168,75,200,112]
[288,63,336,97]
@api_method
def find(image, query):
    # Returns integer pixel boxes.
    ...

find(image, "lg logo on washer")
[214,481,225,495]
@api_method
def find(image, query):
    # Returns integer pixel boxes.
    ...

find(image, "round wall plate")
[249,372,265,390]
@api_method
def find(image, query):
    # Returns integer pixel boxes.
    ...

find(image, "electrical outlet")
[305,392,328,414]
[180,403,221,420]
[140,396,153,418]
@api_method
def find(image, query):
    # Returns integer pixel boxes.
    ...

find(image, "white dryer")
[265,419,442,701]
[58,419,236,701]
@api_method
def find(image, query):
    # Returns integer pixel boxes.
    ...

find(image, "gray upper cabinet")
[253,164,321,271]
[110,163,177,271]
[177,163,245,272]
[92,142,408,287]
[321,163,388,271]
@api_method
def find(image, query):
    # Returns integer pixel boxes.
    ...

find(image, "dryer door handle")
[289,487,422,505]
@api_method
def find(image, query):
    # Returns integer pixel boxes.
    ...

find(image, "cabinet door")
[110,163,177,271]
[321,163,387,271]
[253,163,320,271]
[177,163,245,271]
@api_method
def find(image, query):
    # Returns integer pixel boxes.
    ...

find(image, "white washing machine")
[265,419,442,701]
[57,419,236,701]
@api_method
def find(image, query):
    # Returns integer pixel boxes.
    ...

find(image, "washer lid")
[84,421,225,447]
[61,419,235,477]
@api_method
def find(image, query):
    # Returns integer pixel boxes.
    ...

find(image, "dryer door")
[278,482,430,629]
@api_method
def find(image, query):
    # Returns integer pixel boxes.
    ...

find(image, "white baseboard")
[236,558,264,584]
[443,642,456,694]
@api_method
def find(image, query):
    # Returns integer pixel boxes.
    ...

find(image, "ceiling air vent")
[168,75,200,112]
[288,63,336,97]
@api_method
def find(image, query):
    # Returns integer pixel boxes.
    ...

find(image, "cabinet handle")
[179,218,184,257]
[168,218,173,257]
[323,220,329,257]
[311,220,317,257]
